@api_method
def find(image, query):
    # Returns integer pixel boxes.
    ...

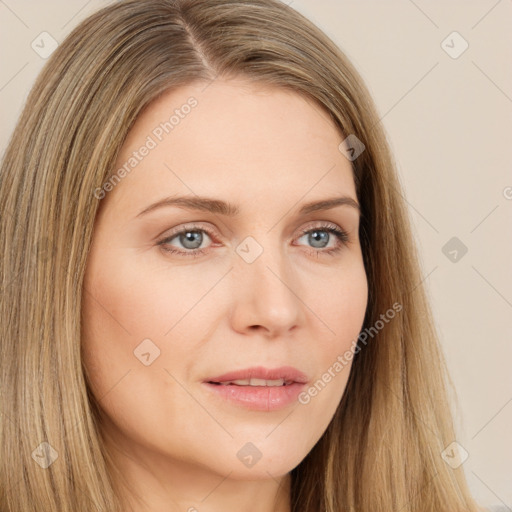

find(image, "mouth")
[207,378,295,387]
[205,365,309,386]
[202,366,309,411]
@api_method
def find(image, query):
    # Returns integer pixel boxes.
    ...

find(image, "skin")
[82,77,368,512]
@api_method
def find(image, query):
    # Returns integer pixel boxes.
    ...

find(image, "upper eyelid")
[161,220,345,236]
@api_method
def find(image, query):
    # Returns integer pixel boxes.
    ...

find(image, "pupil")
[310,230,328,248]
[182,231,202,249]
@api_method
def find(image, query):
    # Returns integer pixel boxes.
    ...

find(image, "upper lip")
[205,365,309,384]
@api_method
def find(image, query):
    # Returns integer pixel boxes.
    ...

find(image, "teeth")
[220,378,287,386]
[253,378,285,386]
[250,378,269,386]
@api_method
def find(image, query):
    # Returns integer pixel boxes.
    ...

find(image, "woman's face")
[82,78,368,483]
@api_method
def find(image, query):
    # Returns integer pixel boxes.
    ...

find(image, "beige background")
[1,0,511,508]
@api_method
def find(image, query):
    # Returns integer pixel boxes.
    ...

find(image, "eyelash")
[157,222,349,258]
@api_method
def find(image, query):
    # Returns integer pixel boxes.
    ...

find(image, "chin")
[225,443,309,480]
[225,460,297,481]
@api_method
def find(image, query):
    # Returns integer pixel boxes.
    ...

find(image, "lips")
[205,365,309,386]
[203,366,310,411]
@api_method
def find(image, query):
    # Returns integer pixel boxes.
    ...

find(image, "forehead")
[107,78,356,214]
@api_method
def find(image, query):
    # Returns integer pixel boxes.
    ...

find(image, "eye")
[157,223,214,258]
[295,222,349,257]
[157,222,349,258]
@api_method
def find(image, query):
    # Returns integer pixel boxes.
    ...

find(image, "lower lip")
[202,382,306,411]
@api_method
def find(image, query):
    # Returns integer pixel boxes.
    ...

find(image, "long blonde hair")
[0,0,482,510]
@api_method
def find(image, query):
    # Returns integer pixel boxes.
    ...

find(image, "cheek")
[298,258,367,414]
[84,249,227,341]
[80,247,221,424]
[316,256,368,351]
[81,262,188,453]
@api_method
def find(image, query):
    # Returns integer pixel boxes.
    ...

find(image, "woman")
[0,0,483,510]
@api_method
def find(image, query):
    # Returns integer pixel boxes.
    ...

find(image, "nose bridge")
[230,233,304,335]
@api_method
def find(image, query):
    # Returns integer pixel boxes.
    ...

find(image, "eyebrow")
[136,194,360,218]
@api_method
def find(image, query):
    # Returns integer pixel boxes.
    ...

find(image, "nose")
[229,244,305,338]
